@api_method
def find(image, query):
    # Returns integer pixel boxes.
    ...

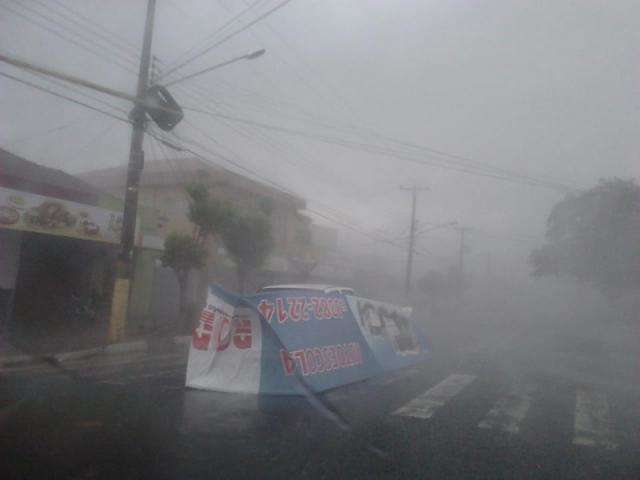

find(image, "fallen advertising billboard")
[186,285,430,395]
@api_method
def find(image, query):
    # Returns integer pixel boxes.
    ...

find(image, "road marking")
[393,373,476,419]
[573,388,618,450]
[478,384,532,434]
[371,366,422,387]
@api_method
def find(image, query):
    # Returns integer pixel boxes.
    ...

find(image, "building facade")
[80,157,312,295]
[0,148,164,348]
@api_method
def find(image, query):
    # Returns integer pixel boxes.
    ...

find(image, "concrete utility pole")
[455,226,470,292]
[400,185,428,298]
[108,0,157,343]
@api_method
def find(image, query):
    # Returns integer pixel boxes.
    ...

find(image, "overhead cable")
[160,0,294,81]
[0,71,130,124]
[161,0,266,74]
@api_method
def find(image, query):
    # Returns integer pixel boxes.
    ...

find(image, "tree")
[163,182,236,329]
[287,219,317,282]
[221,212,274,293]
[530,178,640,299]
[186,182,234,294]
[161,232,206,325]
[185,182,234,245]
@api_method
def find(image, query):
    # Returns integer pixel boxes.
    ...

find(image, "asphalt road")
[1,336,638,479]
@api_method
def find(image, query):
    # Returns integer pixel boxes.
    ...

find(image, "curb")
[55,347,105,363]
[104,340,148,355]
[1,335,191,368]
[1,340,146,368]
[1,354,35,368]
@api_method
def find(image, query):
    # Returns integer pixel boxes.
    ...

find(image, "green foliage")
[294,221,312,247]
[257,196,274,216]
[288,220,316,281]
[185,182,235,242]
[530,178,640,298]
[176,182,275,292]
[220,212,274,291]
[161,232,207,281]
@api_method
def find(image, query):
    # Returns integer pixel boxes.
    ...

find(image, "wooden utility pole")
[400,185,428,298]
[108,0,157,343]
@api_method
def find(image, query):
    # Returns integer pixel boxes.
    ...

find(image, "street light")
[162,49,266,88]
[245,48,266,60]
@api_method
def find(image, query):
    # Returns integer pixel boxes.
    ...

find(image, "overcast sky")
[1,0,638,275]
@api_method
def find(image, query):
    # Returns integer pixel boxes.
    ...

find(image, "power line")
[146,128,433,257]
[3,0,579,193]
[5,118,86,147]
[176,94,402,225]
[146,128,180,191]
[0,62,424,254]
[28,0,141,64]
[48,0,140,52]
[164,23,544,195]
[160,72,417,223]
[0,51,435,257]
[2,1,424,254]
[177,118,404,244]
[35,0,360,156]
[0,52,164,111]
[182,105,576,191]
[0,2,138,76]
[231,3,581,191]
[160,0,294,81]
[161,0,266,73]
[172,75,577,192]
[150,126,200,186]
[25,70,129,116]
[177,70,576,191]
[0,71,130,124]
[65,120,120,159]
[1,51,573,195]
[0,7,568,248]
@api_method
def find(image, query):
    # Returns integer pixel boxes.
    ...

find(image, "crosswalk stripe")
[478,383,532,434]
[573,388,617,450]
[369,366,421,387]
[393,373,476,419]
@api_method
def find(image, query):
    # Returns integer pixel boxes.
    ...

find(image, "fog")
[3,3,640,476]
[2,1,639,382]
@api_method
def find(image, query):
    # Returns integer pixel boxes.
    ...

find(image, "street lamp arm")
[162,49,266,88]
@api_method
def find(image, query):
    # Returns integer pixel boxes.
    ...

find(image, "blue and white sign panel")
[186,285,430,395]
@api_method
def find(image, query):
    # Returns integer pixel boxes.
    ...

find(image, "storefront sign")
[0,186,164,250]
[0,186,123,244]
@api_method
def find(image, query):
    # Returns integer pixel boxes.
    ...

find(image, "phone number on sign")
[258,296,348,324]
[280,342,364,376]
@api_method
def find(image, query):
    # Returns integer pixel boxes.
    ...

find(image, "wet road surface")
[1,339,638,479]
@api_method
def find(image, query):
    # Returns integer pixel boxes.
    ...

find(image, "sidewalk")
[0,333,191,368]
